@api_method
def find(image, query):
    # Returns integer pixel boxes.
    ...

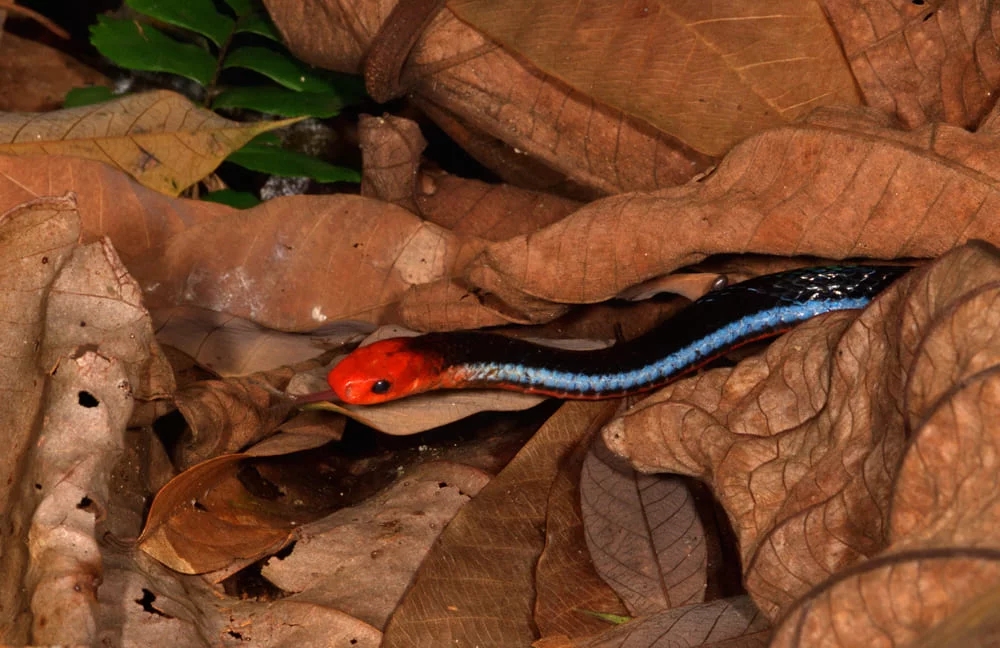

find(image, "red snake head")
[327,338,447,405]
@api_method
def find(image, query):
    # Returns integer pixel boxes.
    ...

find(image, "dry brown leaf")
[0,197,169,644]
[467,107,1000,318]
[0,33,108,112]
[381,400,618,647]
[534,428,628,638]
[137,454,300,575]
[261,462,490,629]
[360,113,582,240]
[265,0,712,196]
[0,90,295,196]
[602,242,1000,644]
[536,597,769,648]
[450,0,860,157]
[172,370,296,469]
[822,0,1000,130]
[580,439,710,615]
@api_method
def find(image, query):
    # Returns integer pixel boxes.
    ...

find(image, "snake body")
[327,265,909,404]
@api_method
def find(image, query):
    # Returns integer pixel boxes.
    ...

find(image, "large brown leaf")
[381,400,618,647]
[603,241,1000,644]
[264,0,713,196]
[467,107,1000,319]
[450,0,860,157]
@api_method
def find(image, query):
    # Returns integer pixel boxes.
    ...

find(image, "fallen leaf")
[467,107,1000,318]
[264,0,713,196]
[261,462,490,629]
[450,0,861,157]
[137,454,302,575]
[534,428,629,638]
[152,306,372,376]
[603,241,1000,644]
[0,90,297,195]
[0,33,108,112]
[535,596,769,648]
[580,438,710,615]
[381,400,618,647]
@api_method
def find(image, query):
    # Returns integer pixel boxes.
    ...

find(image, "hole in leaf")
[78,391,99,407]
[135,589,172,618]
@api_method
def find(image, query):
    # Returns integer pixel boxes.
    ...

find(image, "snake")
[327,265,910,404]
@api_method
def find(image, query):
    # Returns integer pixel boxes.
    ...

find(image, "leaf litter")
[2,1,1000,646]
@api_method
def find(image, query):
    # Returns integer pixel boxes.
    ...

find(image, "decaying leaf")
[467,107,1000,318]
[0,196,168,645]
[381,401,618,648]
[137,453,303,575]
[261,462,490,629]
[603,242,1000,644]
[580,439,711,615]
[265,0,713,196]
[0,90,297,195]
[450,0,861,157]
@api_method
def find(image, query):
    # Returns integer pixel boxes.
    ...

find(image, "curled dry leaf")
[264,0,712,196]
[468,107,1000,318]
[822,0,1000,130]
[0,90,296,195]
[261,462,490,630]
[449,0,860,157]
[172,369,297,469]
[0,33,108,112]
[603,241,1000,644]
[381,401,618,648]
[137,453,302,575]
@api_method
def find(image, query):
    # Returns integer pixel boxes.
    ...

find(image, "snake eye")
[371,379,392,395]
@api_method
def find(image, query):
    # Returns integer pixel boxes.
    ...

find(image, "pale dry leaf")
[450,0,861,157]
[27,352,134,646]
[152,306,373,376]
[264,0,712,196]
[580,439,709,616]
[381,401,618,648]
[45,238,175,401]
[0,196,82,643]
[467,106,1000,317]
[0,90,296,195]
[261,462,490,630]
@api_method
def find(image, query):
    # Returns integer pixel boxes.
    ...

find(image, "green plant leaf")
[226,139,361,183]
[213,86,349,117]
[222,46,335,93]
[126,0,235,47]
[202,189,261,208]
[223,0,254,17]
[235,12,282,41]
[91,16,216,86]
[63,86,116,108]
